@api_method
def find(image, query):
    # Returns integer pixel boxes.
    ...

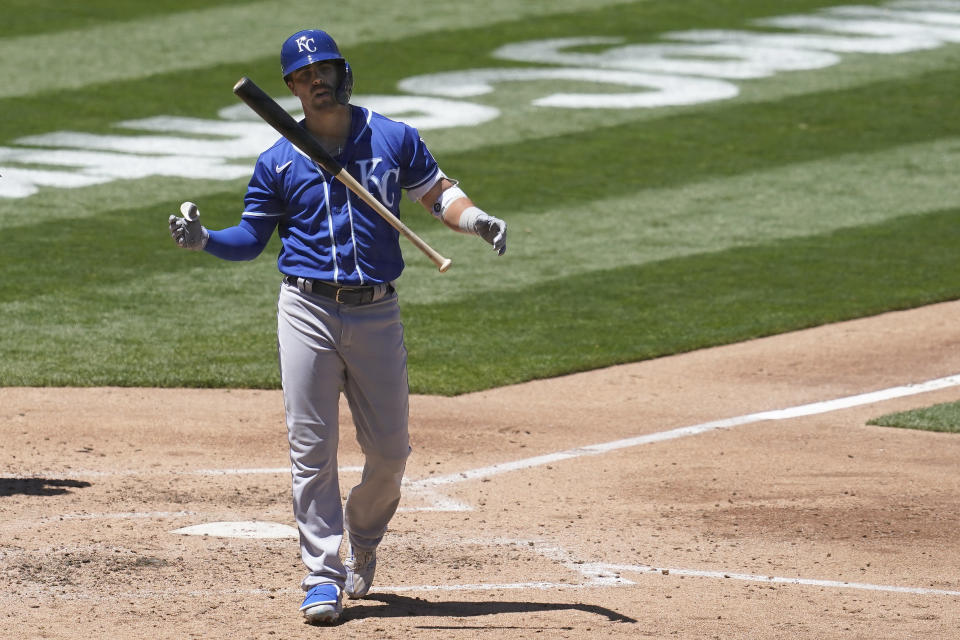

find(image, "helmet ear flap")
[336,60,353,104]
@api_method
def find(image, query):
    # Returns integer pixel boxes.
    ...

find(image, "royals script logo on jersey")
[354,158,400,209]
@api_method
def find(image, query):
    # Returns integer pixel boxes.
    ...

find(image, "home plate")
[171,521,299,539]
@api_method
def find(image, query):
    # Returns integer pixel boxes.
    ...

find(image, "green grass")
[403,207,960,394]
[0,0,250,37]
[0,0,648,100]
[2,0,959,393]
[868,401,960,434]
[2,206,957,393]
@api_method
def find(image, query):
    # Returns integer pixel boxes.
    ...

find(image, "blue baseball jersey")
[243,105,440,285]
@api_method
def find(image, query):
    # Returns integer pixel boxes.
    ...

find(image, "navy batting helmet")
[281,29,353,104]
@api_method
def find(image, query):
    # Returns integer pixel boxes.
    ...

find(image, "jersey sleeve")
[244,154,286,216]
[204,218,273,261]
[200,152,283,262]
[399,126,441,200]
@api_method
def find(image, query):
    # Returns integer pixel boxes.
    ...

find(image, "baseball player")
[169,29,506,624]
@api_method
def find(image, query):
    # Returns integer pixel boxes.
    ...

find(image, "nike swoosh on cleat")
[275,161,293,173]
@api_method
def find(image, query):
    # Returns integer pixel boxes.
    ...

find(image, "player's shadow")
[338,593,636,626]
[0,477,92,497]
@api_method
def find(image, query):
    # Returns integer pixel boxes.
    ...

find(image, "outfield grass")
[2,0,959,394]
[403,207,960,393]
[869,402,960,434]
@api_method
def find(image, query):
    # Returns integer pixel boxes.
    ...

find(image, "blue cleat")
[299,583,342,624]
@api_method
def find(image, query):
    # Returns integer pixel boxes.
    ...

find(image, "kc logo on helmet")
[296,36,316,53]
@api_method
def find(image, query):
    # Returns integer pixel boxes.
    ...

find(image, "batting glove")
[471,211,507,255]
[168,214,209,251]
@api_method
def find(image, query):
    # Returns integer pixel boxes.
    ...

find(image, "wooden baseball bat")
[232,76,452,273]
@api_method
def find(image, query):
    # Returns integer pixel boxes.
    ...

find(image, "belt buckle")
[335,287,347,304]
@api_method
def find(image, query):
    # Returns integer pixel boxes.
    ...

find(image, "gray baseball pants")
[277,281,410,591]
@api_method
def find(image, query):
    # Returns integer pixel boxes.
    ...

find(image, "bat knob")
[233,76,250,95]
[180,201,199,222]
[438,258,453,273]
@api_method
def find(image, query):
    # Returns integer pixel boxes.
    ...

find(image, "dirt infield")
[2,301,960,639]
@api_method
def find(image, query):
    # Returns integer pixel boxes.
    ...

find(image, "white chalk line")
[43,510,195,522]
[7,564,958,601]
[301,570,960,596]
[8,583,590,603]
[13,373,958,507]
[5,374,960,605]
[408,373,960,492]
[4,466,363,480]
[390,539,960,598]
[0,510,201,532]
[604,564,960,597]
[518,540,960,597]
[4,535,957,601]
[8,373,960,523]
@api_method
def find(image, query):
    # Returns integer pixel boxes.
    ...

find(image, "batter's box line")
[397,487,471,512]
[458,537,960,599]
[3,466,364,480]
[6,538,958,602]
[598,563,960,598]
[401,373,960,512]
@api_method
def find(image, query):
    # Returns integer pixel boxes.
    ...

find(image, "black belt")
[283,275,392,305]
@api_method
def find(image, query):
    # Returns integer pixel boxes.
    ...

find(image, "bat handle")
[180,201,200,222]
